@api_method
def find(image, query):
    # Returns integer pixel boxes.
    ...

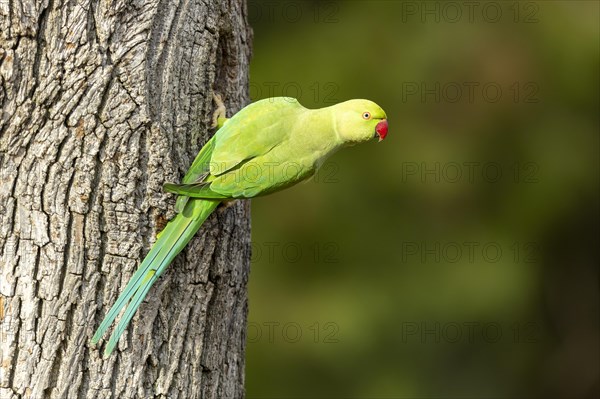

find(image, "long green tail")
[91,199,220,357]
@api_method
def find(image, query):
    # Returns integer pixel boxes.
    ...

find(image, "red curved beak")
[375,119,388,142]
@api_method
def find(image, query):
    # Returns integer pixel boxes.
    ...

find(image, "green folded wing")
[169,97,307,202]
[164,182,230,199]
[181,136,215,184]
[209,97,305,176]
[173,136,216,212]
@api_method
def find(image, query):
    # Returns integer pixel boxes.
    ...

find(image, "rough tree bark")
[0,0,252,397]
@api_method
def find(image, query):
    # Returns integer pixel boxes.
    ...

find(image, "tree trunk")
[0,0,252,397]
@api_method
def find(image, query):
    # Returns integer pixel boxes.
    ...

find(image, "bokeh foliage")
[245,1,599,397]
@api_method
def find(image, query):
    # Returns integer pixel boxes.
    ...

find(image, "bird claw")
[211,93,227,129]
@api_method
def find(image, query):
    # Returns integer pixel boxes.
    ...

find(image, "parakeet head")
[333,99,388,144]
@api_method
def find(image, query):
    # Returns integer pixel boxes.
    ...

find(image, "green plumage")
[92,97,387,356]
[91,199,218,356]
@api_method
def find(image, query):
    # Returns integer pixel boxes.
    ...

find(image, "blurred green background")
[244,1,599,398]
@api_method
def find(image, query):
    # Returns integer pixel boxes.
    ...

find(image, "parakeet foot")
[211,93,228,129]
[217,200,237,212]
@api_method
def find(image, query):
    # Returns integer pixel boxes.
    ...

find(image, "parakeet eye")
[362,112,371,120]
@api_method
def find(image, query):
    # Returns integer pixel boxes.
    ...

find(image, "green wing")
[167,97,308,201]
[174,136,216,212]
[164,182,230,199]
[181,136,215,184]
[209,97,305,176]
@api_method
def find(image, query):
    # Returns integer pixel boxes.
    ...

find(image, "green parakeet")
[91,97,388,356]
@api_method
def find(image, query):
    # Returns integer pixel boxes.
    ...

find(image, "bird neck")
[303,107,345,169]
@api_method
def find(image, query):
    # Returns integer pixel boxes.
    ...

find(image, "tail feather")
[91,199,220,356]
[91,242,163,344]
